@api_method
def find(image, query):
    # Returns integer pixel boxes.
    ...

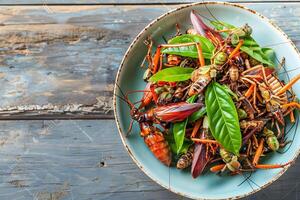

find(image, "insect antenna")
[278,66,300,76]
[202,0,220,23]
[126,120,135,137]
[115,83,138,137]
[115,83,139,110]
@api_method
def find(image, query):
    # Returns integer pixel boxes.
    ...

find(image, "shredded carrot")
[252,138,264,166]
[255,162,291,169]
[290,110,295,123]
[277,74,300,95]
[245,84,254,98]
[191,119,202,138]
[281,102,300,109]
[196,42,205,67]
[229,40,244,59]
[210,164,226,172]
[192,138,219,144]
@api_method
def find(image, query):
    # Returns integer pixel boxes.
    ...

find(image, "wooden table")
[0,0,299,199]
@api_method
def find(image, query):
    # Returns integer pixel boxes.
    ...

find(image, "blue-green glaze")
[114,2,300,199]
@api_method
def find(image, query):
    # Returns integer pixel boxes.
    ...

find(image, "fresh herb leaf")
[173,120,188,154]
[211,21,236,30]
[172,95,197,154]
[149,67,194,82]
[262,47,276,64]
[161,34,215,59]
[188,107,206,123]
[205,82,242,155]
[240,45,275,66]
[166,128,192,155]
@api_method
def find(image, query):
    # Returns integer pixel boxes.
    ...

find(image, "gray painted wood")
[0,3,299,118]
[0,120,298,200]
[0,0,299,4]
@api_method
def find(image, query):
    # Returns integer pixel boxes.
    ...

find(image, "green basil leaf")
[240,46,275,66]
[165,130,177,154]
[187,94,197,103]
[173,119,188,155]
[149,67,194,82]
[166,129,192,155]
[243,38,259,47]
[211,21,236,30]
[262,48,276,64]
[172,94,198,154]
[161,34,215,59]
[180,142,192,154]
[188,107,207,123]
[205,82,242,155]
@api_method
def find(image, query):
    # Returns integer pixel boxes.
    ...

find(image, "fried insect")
[188,74,212,96]
[219,148,241,172]
[141,123,172,166]
[177,146,194,169]
[242,65,300,125]
[263,127,279,151]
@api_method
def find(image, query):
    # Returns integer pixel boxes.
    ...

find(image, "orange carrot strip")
[229,40,244,59]
[255,162,291,169]
[245,84,254,98]
[290,110,295,123]
[191,119,202,138]
[281,102,300,109]
[192,138,219,144]
[196,42,205,67]
[252,138,264,166]
[210,164,226,172]
[277,74,300,95]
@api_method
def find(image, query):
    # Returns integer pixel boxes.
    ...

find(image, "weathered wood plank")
[0,3,299,119]
[0,120,298,200]
[0,0,298,5]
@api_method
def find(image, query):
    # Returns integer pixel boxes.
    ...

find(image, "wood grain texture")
[0,120,298,200]
[0,0,299,5]
[0,3,299,118]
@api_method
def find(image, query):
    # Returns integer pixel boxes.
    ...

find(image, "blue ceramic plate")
[114,2,300,199]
